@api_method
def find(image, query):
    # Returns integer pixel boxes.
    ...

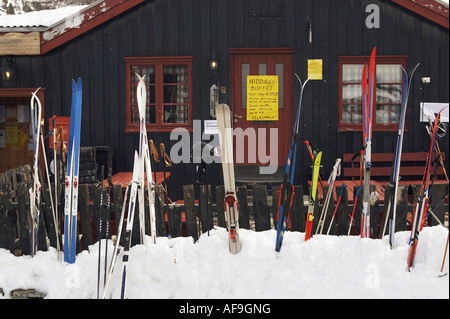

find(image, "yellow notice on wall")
[308,59,323,80]
[247,75,279,121]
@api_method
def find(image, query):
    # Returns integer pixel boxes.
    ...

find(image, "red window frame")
[125,56,193,133]
[338,55,408,132]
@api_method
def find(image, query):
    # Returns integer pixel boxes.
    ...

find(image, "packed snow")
[0,225,448,299]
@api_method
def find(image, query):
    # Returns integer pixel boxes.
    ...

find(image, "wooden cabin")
[0,0,448,200]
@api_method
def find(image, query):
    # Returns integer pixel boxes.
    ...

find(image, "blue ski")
[383,64,419,249]
[64,78,82,263]
[275,74,310,252]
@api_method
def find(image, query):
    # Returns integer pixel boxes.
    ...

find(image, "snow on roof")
[0,5,87,29]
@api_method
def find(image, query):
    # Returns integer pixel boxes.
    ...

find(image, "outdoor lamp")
[1,57,14,81]
[209,50,219,72]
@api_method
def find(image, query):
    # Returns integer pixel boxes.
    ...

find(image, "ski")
[121,151,141,298]
[216,103,241,254]
[275,75,311,252]
[316,158,341,235]
[305,151,322,241]
[64,78,82,263]
[382,63,420,249]
[136,73,157,244]
[407,106,448,270]
[30,88,42,257]
[361,47,376,239]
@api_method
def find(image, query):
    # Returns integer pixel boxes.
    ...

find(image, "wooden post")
[199,185,213,233]
[183,185,198,242]
[369,184,379,239]
[337,185,349,235]
[353,185,362,236]
[237,186,250,229]
[155,184,166,237]
[290,185,305,232]
[167,205,182,238]
[428,184,448,227]
[253,185,270,231]
[215,185,225,228]
[112,184,125,245]
[41,185,57,250]
[16,182,31,256]
[0,183,13,253]
[78,184,93,249]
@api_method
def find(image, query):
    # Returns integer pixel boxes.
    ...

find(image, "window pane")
[376,64,402,83]
[342,104,362,124]
[276,63,284,109]
[241,63,250,109]
[376,104,400,123]
[131,65,155,84]
[376,84,402,104]
[163,65,188,83]
[164,85,188,103]
[131,104,156,124]
[343,64,363,83]
[342,84,362,104]
[258,63,267,75]
[131,85,155,104]
[164,105,188,123]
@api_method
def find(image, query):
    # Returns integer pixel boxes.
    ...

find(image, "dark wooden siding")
[1,0,448,200]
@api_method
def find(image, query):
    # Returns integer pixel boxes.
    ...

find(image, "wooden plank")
[428,184,448,227]
[198,185,213,233]
[41,184,58,250]
[290,185,305,232]
[155,184,166,237]
[337,185,349,236]
[237,186,250,229]
[215,185,226,228]
[78,184,93,249]
[0,183,13,253]
[252,185,270,231]
[0,32,40,55]
[16,182,31,256]
[183,185,198,242]
[167,205,182,238]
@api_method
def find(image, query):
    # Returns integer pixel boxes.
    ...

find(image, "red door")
[230,48,294,175]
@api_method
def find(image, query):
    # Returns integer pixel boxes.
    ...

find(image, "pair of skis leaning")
[64,78,83,263]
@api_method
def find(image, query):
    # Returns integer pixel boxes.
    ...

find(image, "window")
[125,57,193,132]
[338,55,407,132]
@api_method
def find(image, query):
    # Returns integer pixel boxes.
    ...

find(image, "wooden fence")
[0,165,448,257]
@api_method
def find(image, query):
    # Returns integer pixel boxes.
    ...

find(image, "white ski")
[216,104,241,254]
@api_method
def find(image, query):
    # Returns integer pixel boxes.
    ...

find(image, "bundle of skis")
[96,73,158,299]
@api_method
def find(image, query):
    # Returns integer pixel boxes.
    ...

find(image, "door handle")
[234,114,243,119]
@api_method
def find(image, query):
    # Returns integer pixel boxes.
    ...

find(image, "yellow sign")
[247,75,279,121]
[308,59,323,80]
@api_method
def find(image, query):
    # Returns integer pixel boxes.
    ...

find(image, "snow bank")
[0,226,448,299]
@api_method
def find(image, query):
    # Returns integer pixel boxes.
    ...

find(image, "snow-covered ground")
[0,226,448,299]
